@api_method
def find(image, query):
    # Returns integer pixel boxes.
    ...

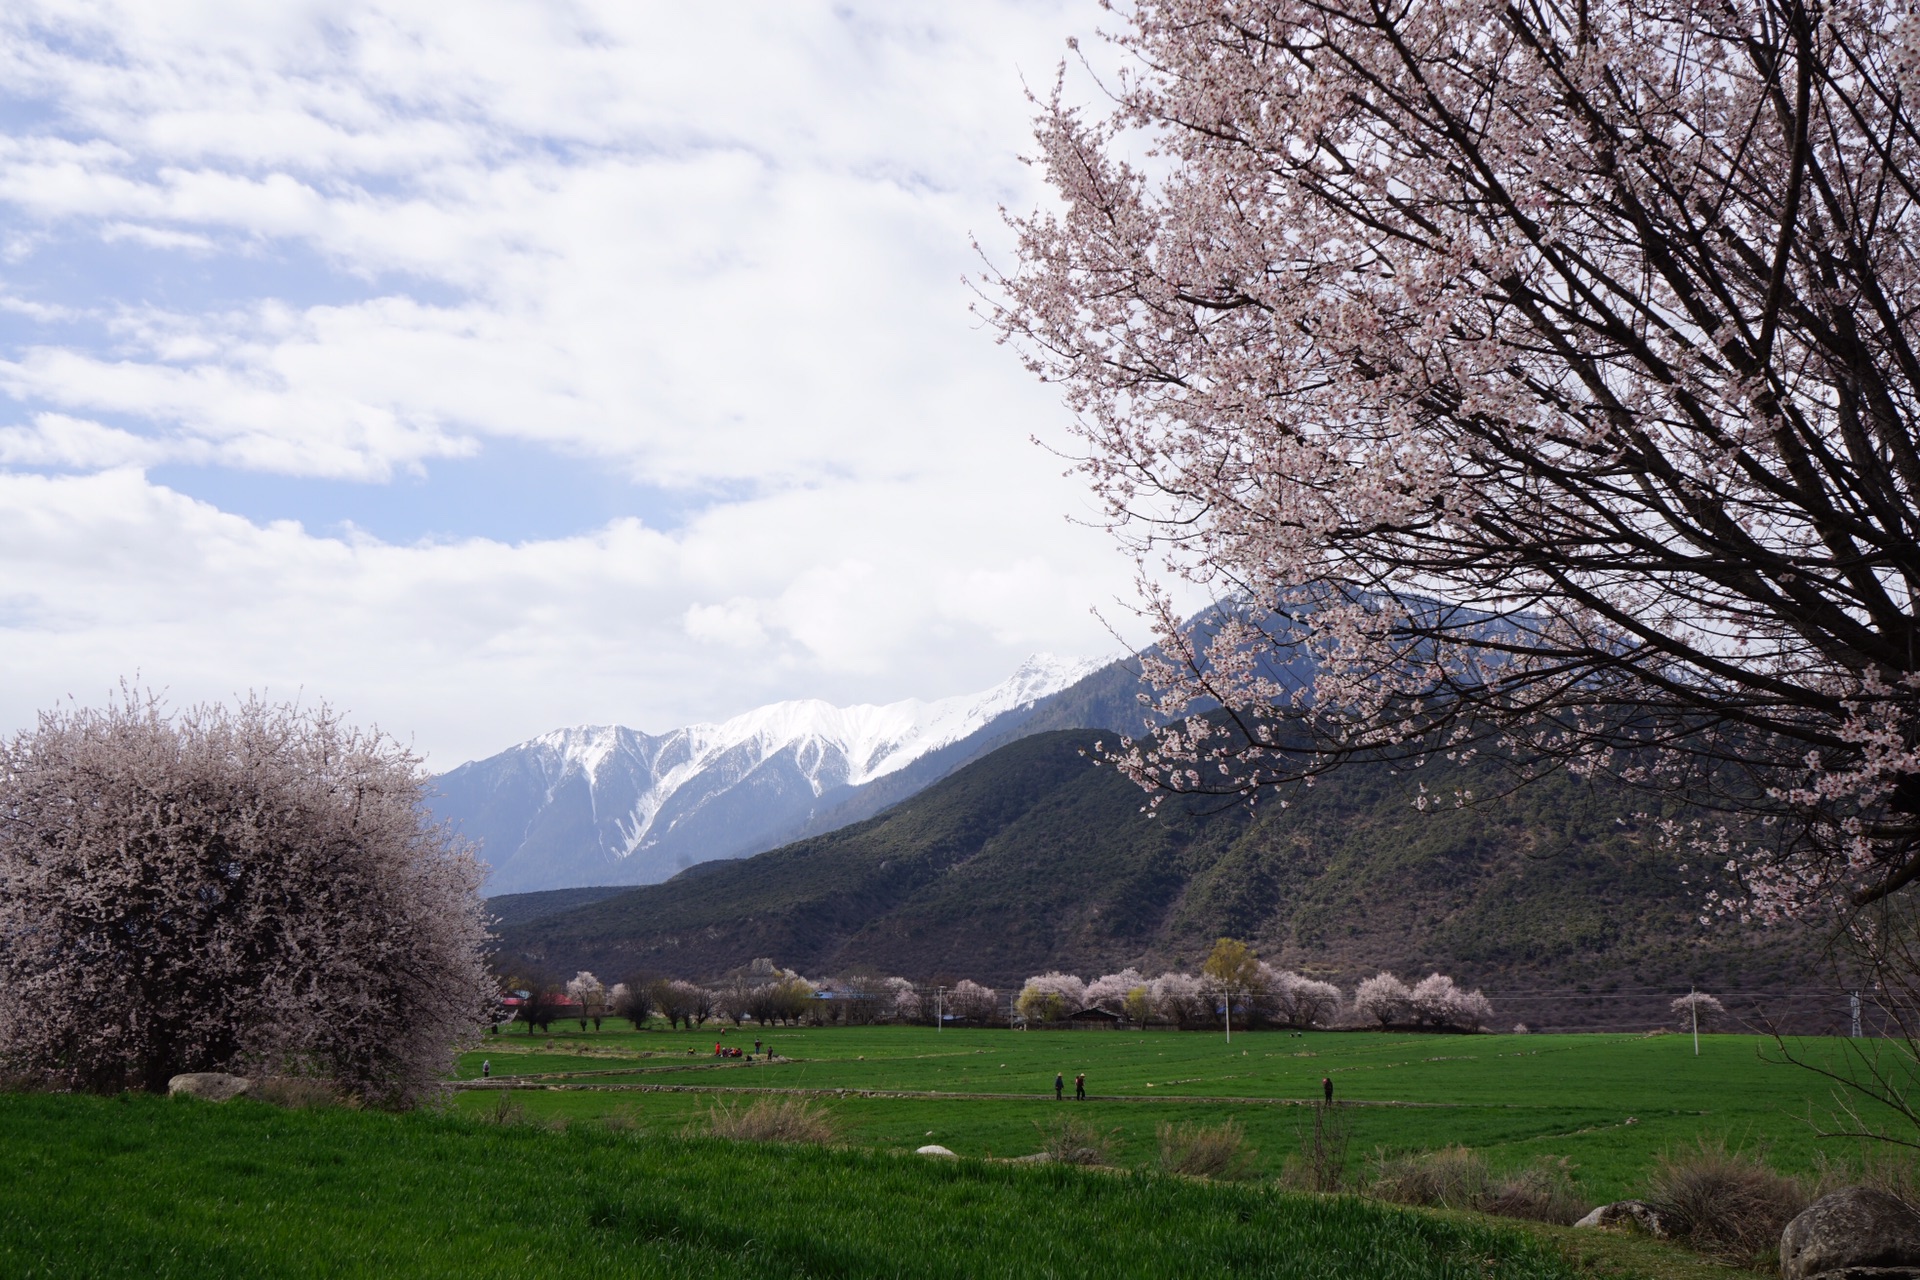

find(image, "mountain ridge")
[490,728,1822,1025]
[432,654,1110,894]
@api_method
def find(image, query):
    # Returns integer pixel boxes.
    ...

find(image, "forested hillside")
[494,731,1823,1022]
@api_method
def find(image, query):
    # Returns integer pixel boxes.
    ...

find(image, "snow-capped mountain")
[432,655,1107,895]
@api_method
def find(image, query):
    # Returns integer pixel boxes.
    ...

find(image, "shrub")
[705,1098,838,1144]
[1670,992,1727,1032]
[1646,1139,1810,1267]
[1369,1147,1584,1225]
[485,1091,526,1126]
[1478,1157,1585,1225]
[0,689,493,1107]
[1371,1146,1493,1211]
[1281,1102,1353,1193]
[1035,1114,1119,1166]
[1157,1119,1258,1180]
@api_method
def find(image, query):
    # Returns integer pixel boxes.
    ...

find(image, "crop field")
[0,1091,1725,1280]
[0,1025,1900,1279]
[453,1023,1901,1202]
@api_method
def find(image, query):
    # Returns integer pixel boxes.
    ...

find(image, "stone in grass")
[1780,1187,1920,1280]
[916,1145,958,1158]
[167,1072,252,1102]
[1572,1200,1672,1238]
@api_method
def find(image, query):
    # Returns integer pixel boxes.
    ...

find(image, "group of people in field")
[713,1036,772,1061]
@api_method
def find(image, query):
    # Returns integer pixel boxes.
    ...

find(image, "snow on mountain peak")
[465,653,1109,865]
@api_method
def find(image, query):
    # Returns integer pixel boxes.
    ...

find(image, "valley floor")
[455,1023,1891,1202]
[3,1090,1721,1280]
[1,1025,1897,1279]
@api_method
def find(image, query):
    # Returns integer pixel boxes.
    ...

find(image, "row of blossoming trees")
[522,957,1498,1034]
[1014,967,1493,1033]
[512,967,1005,1032]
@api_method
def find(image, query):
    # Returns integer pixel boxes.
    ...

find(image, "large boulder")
[1781,1187,1920,1280]
[1573,1200,1672,1238]
[167,1072,252,1102]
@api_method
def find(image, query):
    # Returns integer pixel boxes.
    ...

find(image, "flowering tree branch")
[989,0,1920,920]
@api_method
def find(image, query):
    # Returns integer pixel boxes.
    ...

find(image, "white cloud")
[0,413,185,468]
[0,1,1176,763]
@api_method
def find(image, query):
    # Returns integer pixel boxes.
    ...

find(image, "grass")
[1,1091,1631,1280]
[1,1023,1891,1278]
[456,1023,1896,1201]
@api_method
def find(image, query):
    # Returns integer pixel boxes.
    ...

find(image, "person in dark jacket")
[1322,1075,1334,1103]
[1075,1073,1086,1100]
[1054,1072,1064,1100]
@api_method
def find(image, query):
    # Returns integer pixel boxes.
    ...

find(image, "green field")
[1,1091,1725,1279]
[1,1024,1900,1279]
[455,1022,1899,1202]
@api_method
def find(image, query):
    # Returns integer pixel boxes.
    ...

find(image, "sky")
[0,0,1161,767]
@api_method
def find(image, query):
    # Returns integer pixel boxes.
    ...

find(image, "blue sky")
[0,1,1152,765]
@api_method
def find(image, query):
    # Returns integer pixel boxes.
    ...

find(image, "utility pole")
[936,985,944,1033]
[1690,984,1699,1057]
[1852,991,1862,1039]
[1224,988,1232,1045]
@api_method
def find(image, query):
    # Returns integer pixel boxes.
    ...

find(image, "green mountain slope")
[495,731,1822,1024]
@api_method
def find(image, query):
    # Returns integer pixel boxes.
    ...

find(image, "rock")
[1573,1200,1672,1238]
[915,1144,957,1157]
[167,1072,252,1102]
[1781,1187,1920,1280]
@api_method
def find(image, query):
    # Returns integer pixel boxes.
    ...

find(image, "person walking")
[481,1059,490,1080]
[754,1038,762,1056]
[1075,1072,1086,1101]
[1054,1072,1064,1100]
[1322,1075,1333,1104]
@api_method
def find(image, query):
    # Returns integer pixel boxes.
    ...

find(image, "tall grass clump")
[1645,1139,1809,1267]
[1370,1146,1584,1225]
[705,1097,837,1144]
[1036,1113,1120,1166]
[484,1089,526,1126]
[1371,1145,1491,1211]
[1281,1101,1352,1192]
[1156,1119,1258,1180]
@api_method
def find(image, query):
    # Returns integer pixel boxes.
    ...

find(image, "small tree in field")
[1085,968,1147,1014]
[1203,938,1260,1038]
[0,689,493,1105]
[511,973,562,1034]
[1354,974,1415,1029]
[1150,972,1209,1028]
[610,981,651,1029]
[689,984,717,1027]
[1016,972,1087,1024]
[1409,974,1495,1032]
[567,972,606,1031]
[1672,992,1727,1033]
[1262,966,1344,1029]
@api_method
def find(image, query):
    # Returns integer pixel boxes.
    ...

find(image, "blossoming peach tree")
[989,0,1920,931]
[0,689,494,1106]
